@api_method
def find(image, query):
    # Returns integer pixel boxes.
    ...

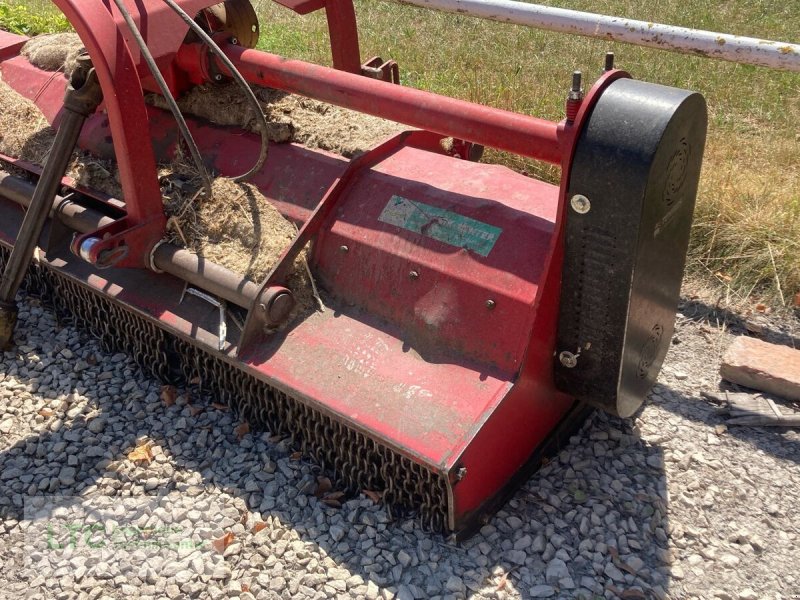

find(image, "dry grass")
[253,0,800,306]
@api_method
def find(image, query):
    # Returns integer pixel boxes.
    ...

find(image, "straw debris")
[0,70,313,317]
[149,83,404,157]
[20,33,84,78]
[161,175,314,315]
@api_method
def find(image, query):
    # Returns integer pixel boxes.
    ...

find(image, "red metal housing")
[0,1,631,534]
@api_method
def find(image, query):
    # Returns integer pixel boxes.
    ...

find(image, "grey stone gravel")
[0,292,798,600]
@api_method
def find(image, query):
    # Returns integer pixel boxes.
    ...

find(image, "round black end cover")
[554,79,707,418]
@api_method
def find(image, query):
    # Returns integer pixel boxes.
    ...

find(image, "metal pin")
[604,52,615,72]
[571,71,583,95]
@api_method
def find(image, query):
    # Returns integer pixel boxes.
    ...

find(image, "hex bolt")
[339,245,349,253]
[409,270,420,280]
[566,71,584,123]
[570,194,591,214]
[456,467,467,481]
[570,71,583,97]
[559,351,578,368]
[486,299,496,310]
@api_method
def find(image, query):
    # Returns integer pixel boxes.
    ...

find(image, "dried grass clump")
[0,76,121,196]
[0,73,314,315]
[162,176,313,314]
[150,83,404,157]
[21,32,83,78]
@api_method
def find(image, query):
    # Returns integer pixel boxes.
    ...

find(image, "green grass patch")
[0,2,70,35]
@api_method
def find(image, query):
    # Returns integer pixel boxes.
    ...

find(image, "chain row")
[0,246,449,532]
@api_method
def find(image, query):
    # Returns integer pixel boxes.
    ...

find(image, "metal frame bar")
[390,0,800,72]
[178,42,563,164]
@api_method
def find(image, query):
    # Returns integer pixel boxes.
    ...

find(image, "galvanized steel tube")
[394,0,800,72]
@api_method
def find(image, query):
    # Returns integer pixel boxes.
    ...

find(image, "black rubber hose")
[111,0,213,198]
[162,0,269,182]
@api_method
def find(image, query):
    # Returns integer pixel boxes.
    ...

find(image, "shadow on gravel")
[672,298,800,466]
[0,308,675,599]
[653,380,800,468]
[679,298,800,348]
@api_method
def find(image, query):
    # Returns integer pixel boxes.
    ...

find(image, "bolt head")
[570,194,591,214]
[559,351,578,368]
[409,270,420,280]
[486,299,496,310]
[339,245,349,253]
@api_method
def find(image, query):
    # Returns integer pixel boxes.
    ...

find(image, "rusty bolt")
[486,299,496,310]
[409,270,420,280]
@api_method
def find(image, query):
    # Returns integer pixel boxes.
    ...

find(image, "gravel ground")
[0,291,798,600]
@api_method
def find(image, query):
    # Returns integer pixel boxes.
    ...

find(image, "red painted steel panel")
[316,145,559,373]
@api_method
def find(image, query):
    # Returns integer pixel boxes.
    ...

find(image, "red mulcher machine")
[0,0,705,537]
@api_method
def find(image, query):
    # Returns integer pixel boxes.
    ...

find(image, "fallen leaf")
[315,477,332,498]
[212,531,235,554]
[794,291,800,307]
[322,491,346,508]
[268,434,283,443]
[290,451,302,461]
[363,490,382,504]
[127,443,154,464]
[211,402,229,411]
[234,422,250,441]
[714,271,732,283]
[755,303,767,313]
[621,590,647,600]
[160,385,177,406]
[189,406,203,417]
[495,568,517,591]
[241,584,250,593]
[189,376,202,385]
[38,408,54,418]
[87,354,98,366]
[251,521,267,534]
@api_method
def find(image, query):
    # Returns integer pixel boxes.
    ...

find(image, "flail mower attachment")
[0,0,706,538]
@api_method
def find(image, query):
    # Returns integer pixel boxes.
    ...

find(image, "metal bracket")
[181,286,228,352]
[361,56,399,84]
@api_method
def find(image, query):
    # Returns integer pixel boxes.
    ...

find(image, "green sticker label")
[378,195,502,257]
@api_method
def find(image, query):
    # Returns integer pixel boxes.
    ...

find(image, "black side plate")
[555,79,707,417]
